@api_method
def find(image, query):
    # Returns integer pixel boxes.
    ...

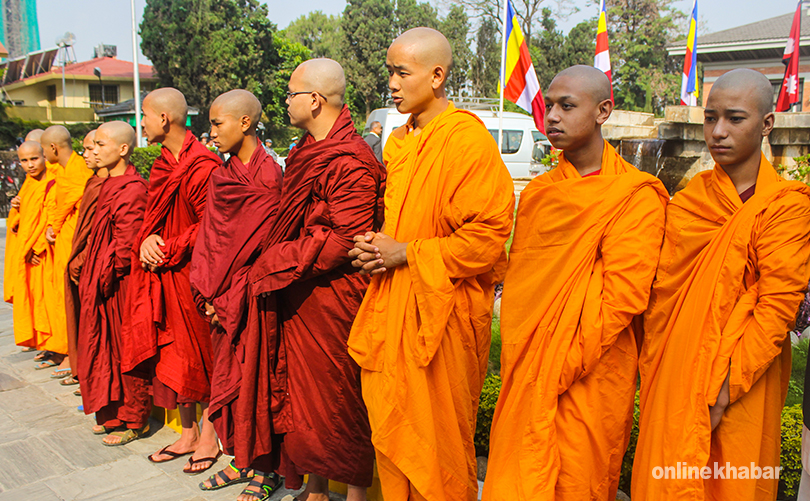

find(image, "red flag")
[776,2,802,112]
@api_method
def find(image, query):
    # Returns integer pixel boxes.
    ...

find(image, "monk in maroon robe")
[64,129,108,391]
[243,58,384,501]
[190,90,284,498]
[121,88,222,469]
[78,122,150,445]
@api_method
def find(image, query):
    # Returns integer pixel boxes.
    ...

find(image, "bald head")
[41,125,72,149]
[25,129,44,143]
[390,28,453,74]
[710,69,774,116]
[292,58,346,106]
[211,90,262,130]
[143,87,188,125]
[84,129,96,142]
[18,140,44,157]
[98,121,137,151]
[550,65,612,104]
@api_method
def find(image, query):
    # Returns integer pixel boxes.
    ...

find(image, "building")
[0,50,158,123]
[96,93,198,128]
[668,8,810,110]
[0,0,40,60]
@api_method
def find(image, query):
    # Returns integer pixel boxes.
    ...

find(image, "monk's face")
[544,75,609,151]
[209,104,246,154]
[18,146,46,179]
[141,99,166,144]
[386,42,440,115]
[286,68,319,129]
[82,135,97,170]
[93,130,126,170]
[704,86,774,169]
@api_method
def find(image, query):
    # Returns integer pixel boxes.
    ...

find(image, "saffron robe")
[122,130,220,403]
[482,142,669,501]
[190,142,282,454]
[7,172,53,347]
[78,165,150,428]
[348,103,515,501]
[66,174,105,379]
[242,106,384,486]
[632,155,810,500]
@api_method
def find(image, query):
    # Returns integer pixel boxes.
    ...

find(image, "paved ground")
[0,228,306,501]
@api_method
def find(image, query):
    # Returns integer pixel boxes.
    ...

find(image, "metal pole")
[61,47,66,108]
[131,0,142,143]
[498,0,508,154]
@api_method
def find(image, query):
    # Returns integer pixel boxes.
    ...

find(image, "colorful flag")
[503,0,545,133]
[680,0,699,105]
[594,0,613,101]
[777,1,802,112]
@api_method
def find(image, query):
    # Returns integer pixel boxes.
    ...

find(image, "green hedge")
[130,145,161,180]
[475,374,501,457]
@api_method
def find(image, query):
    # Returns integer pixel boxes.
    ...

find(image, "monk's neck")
[107,160,128,177]
[307,110,341,142]
[161,128,187,162]
[31,171,46,181]
[57,149,73,167]
[236,136,258,165]
[411,98,449,135]
[720,155,760,194]
[565,136,604,176]
[96,167,110,179]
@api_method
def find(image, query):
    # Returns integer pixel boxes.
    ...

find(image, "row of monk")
[5,27,810,501]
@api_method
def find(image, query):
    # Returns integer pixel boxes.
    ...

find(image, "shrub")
[490,317,501,374]
[475,374,502,457]
[780,405,803,500]
[618,392,641,494]
[787,337,809,407]
[130,145,162,180]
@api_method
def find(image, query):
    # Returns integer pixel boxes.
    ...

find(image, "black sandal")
[239,472,281,501]
[198,460,253,491]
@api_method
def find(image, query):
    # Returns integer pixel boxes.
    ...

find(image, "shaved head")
[293,58,346,106]
[390,27,453,76]
[41,125,72,149]
[97,121,137,151]
[550,65,612,104]
[18,140,44,157]
[143,87,188,125]
[711,69,774,116]
[84,129,96,142]
[25,129,44,143]
[211,89,262,129]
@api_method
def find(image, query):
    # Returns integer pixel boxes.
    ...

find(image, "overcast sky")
[36,0,807,66]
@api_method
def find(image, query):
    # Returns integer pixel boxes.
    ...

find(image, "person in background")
[364,121,383,164]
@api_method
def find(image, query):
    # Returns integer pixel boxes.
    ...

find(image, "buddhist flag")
[680,0,699,105]
[502,0,545,133]
[594,0,613,101]
[777,0,802,112]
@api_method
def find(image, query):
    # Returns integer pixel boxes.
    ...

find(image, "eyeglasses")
[286,90,327,102]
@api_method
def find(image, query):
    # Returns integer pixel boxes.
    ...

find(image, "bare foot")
[237,472,281,501]
[184,443,221,473]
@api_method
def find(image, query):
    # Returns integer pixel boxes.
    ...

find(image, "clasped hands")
[140,234,165,272]
[349,232,407,276]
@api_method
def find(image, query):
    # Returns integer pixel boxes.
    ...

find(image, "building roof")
[668,10,810,62]
[1,54,155,86]
[0,42,7,59]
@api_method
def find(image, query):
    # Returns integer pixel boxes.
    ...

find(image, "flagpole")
[498,0,508,153]
[131,0,142,145]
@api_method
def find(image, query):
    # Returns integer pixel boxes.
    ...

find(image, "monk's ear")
[431,65,447,91]
[240,115,251,134]
[159,111,170,129]
[761,111,775,137]
[596,98,614,125]
[120,142,130,159]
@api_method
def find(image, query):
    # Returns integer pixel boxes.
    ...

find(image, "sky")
[34,0,808,67]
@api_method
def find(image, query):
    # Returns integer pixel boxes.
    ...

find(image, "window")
[487,129,524,154]
[531,131,547,143]
[89,84,119,108]
[47,85,57,102]
[771,79,804,111]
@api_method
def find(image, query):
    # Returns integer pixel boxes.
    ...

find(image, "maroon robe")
[122,130,220,405]
[243,106,385,487]
[66,174,105,379]
[78,165,150,428]
[189,141,283,454]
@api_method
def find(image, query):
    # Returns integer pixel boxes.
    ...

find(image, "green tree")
[266,32,311,133]
[530,11,595,90]
[140,0,282,133]
[285,11,342,60]
[470,18,500,98]
[394,0,439,33]
[342,0,395,117]
[440,5,472,97]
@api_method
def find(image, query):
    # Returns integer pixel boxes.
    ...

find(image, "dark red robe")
[189,141,283,454]
[66,174,105,379]
[78,165,150,428]
[242,106,385,487]
[122,130,220,405]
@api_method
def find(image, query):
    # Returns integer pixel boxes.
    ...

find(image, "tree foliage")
[395,0,439,34]
[440,5,472,96]
[285,10,342,60]
[470,18,501,98]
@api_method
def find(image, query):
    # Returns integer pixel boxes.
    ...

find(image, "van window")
[531,131,547,143]
[488,129,523,154]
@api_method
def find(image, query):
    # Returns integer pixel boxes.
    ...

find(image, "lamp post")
[131,0,142,143]
[93,67,105,107]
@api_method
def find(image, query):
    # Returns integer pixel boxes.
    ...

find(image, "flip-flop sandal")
[183,450,223,475]
[238,472,281,501]
[73,388,81,397]
[102,424,150,447]
[21,347,36,352]
[50,368,71,379]
[34,360,58,369]
[60,375,79,386]
[92,425,113,435]
[199,460,254,491]
[147,444,192,463]
[33,350,52,361]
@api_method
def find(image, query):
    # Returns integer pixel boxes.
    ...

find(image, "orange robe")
[482,142,668,501]
[43,152,92,355]
[4,206,20,304]
[8,171,54,348]
[348,103,515,501]
[632,155,810,500]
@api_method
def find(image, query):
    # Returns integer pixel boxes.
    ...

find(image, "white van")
[364,105,550,178]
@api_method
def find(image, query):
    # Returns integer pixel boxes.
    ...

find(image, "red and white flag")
[776,1,802,112]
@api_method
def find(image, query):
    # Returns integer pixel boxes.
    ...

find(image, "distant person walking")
[364,121,383,164]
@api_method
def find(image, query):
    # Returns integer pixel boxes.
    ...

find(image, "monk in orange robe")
[482,66,668,501]
[64,129,108,389]
[349,28,515,501]
[632,69,810,500]
[40,125,93,376]
[6,142,54,349]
